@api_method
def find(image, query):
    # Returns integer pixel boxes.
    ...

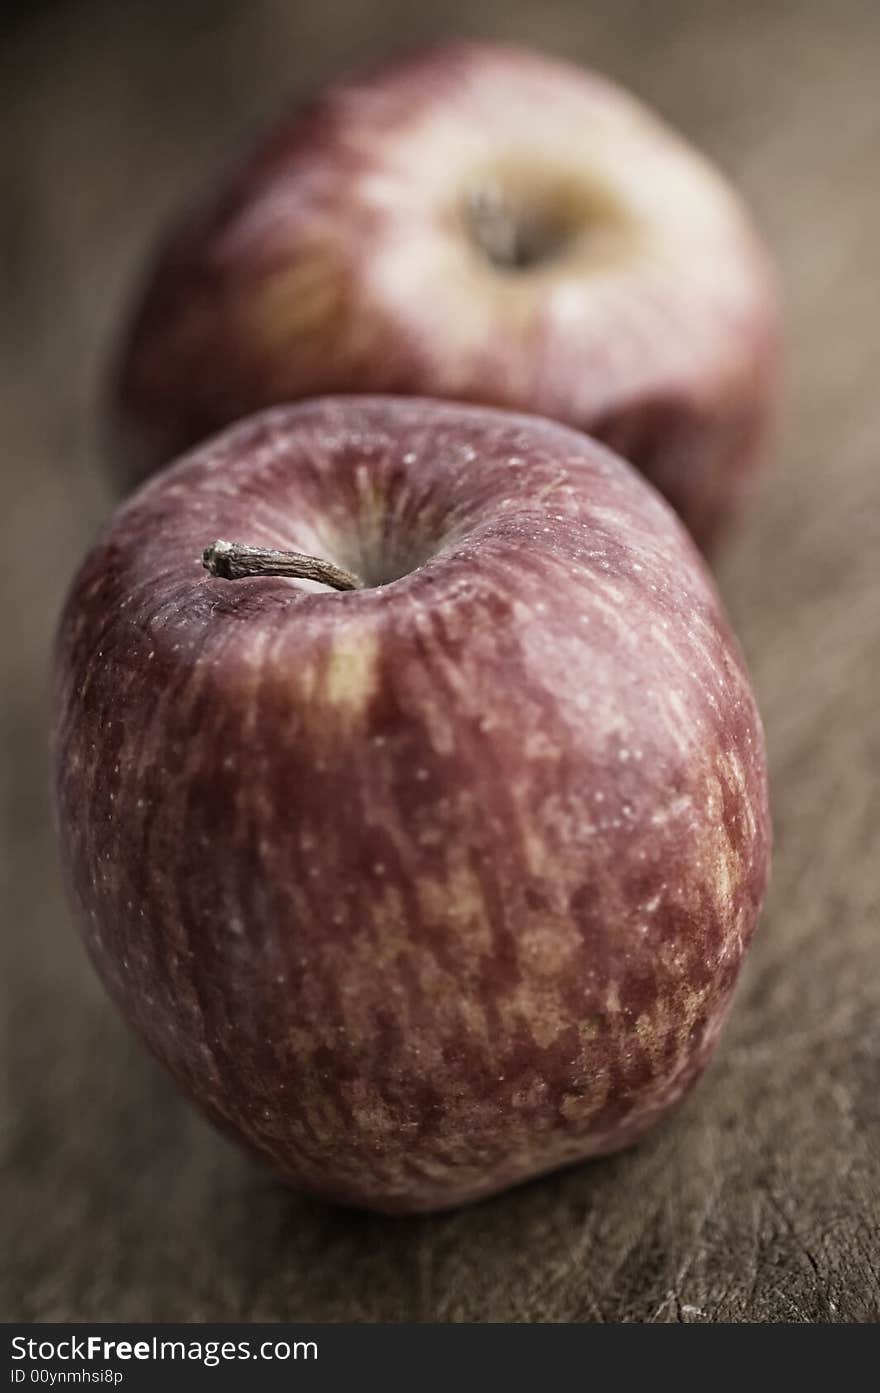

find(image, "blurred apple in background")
[55,397,770,1212]
[107,40,779,550]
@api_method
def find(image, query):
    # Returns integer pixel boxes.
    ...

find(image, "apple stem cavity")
[466,181,567,271]
[468,185,537,270]
[202,540,364,591]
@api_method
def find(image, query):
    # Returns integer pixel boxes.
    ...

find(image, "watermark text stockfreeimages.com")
[11,1335,317,1375]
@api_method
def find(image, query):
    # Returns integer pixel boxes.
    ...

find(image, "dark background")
[2,0,878,1322]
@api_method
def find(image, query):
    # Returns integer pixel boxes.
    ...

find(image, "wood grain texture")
[1,0,878,1322]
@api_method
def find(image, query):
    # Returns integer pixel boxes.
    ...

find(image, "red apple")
[54,397,770,1213]
[108,40,779,549]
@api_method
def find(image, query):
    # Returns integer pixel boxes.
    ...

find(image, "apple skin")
[108,40,779,550]
[54,397,769,1213]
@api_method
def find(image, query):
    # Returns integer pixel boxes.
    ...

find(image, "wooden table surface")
[2,0,878,1323]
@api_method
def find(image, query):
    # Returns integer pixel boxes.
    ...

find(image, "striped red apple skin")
[54,398,769,1212]
[107,41,779,550]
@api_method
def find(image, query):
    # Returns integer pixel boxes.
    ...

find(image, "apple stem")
[202,540,364,592]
